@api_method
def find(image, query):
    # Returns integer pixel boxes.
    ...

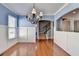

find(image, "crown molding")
[54,3,69,15]
[1,3,20,15]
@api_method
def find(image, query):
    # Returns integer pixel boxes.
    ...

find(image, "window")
[8,15,17,39]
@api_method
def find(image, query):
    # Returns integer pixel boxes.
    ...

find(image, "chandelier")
[26,4,43,24]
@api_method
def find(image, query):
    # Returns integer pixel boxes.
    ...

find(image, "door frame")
[36,20,54,40]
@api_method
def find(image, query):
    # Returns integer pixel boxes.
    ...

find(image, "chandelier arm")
[27,3,43,24]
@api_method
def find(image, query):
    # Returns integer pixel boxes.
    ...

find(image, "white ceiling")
[2,3,65,15]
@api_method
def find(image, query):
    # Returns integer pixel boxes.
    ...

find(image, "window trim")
[8,15,17,40]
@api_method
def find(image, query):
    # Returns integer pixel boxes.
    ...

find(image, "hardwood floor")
[54,43,70,56]
[35,40,53,56]
[1,40,70,56]
[39,33,46,39]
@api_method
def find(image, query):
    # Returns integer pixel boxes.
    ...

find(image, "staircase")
[39,22,51,39]
[39,22,50,34]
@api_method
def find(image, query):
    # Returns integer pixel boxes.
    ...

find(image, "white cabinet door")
[27,27,36,42]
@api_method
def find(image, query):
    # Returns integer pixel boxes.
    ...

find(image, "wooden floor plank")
[1,40,70,56]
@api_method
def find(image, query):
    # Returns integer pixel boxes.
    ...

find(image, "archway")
[36,20,54,46]
[38,20,51,40]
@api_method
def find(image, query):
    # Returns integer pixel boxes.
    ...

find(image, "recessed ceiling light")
[72,11,76,14]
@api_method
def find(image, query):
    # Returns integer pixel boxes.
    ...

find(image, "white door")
[27,27,36,42]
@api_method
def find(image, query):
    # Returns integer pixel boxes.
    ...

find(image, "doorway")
[38,20,51,40]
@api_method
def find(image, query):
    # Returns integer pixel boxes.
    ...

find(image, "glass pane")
[8,15,16,27]
[8,28,16,39]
